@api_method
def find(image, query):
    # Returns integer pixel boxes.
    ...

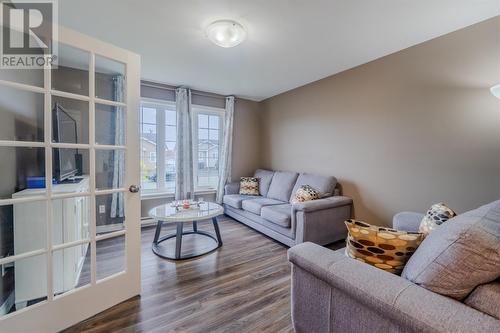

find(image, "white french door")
[0,26,141,332]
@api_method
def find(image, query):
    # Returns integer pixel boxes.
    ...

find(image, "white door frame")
[0,26,141,332]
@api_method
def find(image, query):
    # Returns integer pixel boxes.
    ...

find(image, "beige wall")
[231,98,262,180]
[260,17,500,225]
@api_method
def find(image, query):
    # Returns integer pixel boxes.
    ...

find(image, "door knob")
[129,185,140,193]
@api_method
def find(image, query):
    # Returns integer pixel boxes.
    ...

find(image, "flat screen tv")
[52,103,79,182]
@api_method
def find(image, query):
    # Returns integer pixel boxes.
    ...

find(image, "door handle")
[129,185,140,193]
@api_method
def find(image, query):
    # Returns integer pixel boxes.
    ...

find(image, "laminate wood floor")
[65,216,343,333]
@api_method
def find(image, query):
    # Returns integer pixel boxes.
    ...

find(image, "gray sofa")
[288,206,500,333]
[223,169,352,247]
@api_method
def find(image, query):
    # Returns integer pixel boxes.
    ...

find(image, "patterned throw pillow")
[345,219,425,275]
[292,185,320,203]
[239,177,260,195]
[419,203,457,235]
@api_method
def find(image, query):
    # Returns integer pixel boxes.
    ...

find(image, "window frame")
[149,151,156,162]
[140,98,177,196]
[191,104,225,192]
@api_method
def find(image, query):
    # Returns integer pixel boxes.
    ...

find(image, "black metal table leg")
[152,216,223,260]
[212,217,223,245]
[175,222,183,259]
[153,220,163,244]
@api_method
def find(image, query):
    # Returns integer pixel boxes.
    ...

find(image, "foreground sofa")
[223,169,352,247]
[288,201,500,333]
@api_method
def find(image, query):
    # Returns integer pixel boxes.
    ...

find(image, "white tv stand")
[12,176,90,309]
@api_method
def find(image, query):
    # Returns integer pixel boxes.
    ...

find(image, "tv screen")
[53,104,78,182]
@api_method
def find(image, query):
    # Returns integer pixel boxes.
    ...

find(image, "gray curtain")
[110,75,125,218]
[216,96,235,203]
[175,87,194,200]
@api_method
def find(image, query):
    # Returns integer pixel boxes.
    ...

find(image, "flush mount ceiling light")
[490,84,500,99]
[205,20,246,48]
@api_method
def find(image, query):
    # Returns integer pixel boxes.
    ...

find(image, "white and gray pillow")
[419,202,456,235]
[292,185,321,204]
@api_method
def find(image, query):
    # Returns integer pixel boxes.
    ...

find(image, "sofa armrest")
[392,211,424,232]
[288,242,499,333]
[293,196,352,212]
[224,182,240,195]
[293,197,352,245]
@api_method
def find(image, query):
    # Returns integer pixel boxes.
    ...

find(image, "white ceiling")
[59,0,500,101]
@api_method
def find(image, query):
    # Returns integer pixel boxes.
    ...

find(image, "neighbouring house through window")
[192,105,224,191]
[140,100,177,194]
[140,99,224,195]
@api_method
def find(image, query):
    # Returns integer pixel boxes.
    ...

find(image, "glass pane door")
[0,26,140,332]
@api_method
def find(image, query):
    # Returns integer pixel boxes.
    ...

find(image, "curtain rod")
[141,80,231,100]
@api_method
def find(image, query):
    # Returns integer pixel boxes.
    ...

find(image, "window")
[140,101,224,194]
[192,106,224,190]
[140,100,177,194]
[140,106,157,191]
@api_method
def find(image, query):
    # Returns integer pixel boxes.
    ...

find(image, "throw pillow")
[239,177,260,196]
[345,219,425,275]
[292,185,320,203]
[402,200,500,300]
[419,202,457,235]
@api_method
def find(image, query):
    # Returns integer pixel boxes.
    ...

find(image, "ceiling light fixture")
[205,20,246,48]
[490,84,500,99]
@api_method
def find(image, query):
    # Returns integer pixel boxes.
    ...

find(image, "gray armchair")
[288,203,500,332]
[288,242,498,333]
[392,211,424,232]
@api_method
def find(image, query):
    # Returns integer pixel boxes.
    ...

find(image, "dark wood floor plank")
[64,216,344,333]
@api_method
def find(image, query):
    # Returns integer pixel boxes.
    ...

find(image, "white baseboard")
[96,223,124,234]
[140,218,156,227]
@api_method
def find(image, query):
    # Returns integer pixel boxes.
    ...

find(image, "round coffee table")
[149,202,224,260]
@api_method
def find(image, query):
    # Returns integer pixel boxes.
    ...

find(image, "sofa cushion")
[345,219,425,274]
[261,204,292,228]
[242,198,285,215]
[267,171,299,202]
[289,173,337,202]
[225,205,295,240]
[254,169,275,197]
[464,281,500,320]
[223,194,257,209]
[402,200,500,300]
[419,202,457,235]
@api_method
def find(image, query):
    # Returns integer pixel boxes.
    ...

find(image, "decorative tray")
[171,201,202,211]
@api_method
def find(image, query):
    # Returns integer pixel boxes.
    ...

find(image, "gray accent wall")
[259,17,500,226]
